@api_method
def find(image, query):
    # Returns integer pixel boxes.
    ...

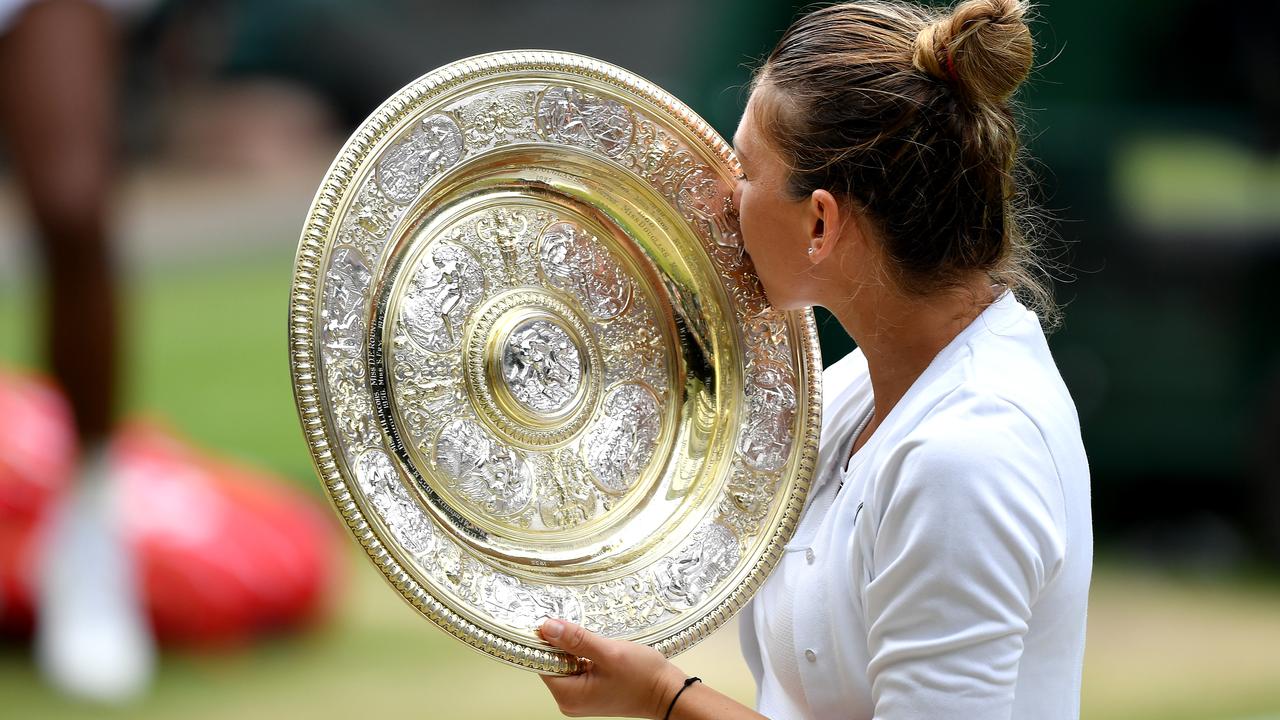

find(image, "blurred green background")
[1,0,1279,717]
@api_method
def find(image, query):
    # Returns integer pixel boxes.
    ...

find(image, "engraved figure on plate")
[353,449,435,555]
[654,524,740,610]
[321,246,371,358]
[536,86,634,158]
[400,242,485,352]
[375,114,465,204]
[433,418,534,516]
[502,319,583,414]
[452,88,538,149]
[738,359,797,472]
[582,384,661,495]
[538,221,632,320]
[481,575,584,629]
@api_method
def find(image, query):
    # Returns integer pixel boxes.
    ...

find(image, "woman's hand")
[538,617,687,719]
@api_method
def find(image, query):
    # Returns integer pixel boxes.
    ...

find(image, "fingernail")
[540,619,564,640]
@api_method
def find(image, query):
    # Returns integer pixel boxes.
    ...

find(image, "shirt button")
[804,649,818,663]
[804,548,815,564]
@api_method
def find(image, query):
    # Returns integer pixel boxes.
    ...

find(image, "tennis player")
[537,1,1092,718]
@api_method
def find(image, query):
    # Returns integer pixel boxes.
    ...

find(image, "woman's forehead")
[735,89,782,164]
[733,103,758,164]
[732,126,750,164]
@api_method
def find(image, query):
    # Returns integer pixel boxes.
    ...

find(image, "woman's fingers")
[538,618,606,659]
[537,622,600,719]
[535,619,687,718]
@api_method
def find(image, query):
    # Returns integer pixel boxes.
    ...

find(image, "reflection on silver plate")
[288,50,821,674]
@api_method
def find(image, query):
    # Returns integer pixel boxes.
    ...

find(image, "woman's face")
[731,91,816,311]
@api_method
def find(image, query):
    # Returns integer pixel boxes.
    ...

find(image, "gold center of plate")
[466,289,602,448]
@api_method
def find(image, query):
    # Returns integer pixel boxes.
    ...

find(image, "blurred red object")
[0,367,340,647]
[0,369,75,637]
[0,368,77,522]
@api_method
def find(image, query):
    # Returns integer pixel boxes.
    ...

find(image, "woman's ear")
[807,189,842,264]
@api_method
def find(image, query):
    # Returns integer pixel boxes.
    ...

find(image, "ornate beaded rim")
[288,50,823,674]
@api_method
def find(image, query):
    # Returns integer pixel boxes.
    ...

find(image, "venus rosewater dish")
[288,51,821,673]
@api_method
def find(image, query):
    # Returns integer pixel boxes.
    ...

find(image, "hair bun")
[912,0,1034,105]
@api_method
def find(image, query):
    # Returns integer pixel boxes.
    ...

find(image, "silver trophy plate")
[289,51,821,673]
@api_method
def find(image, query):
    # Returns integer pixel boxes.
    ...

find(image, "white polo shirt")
[739,290,1093,720]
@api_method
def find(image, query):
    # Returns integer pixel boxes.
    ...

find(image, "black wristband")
[663,676,702,720]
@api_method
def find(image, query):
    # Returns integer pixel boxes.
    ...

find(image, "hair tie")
[943,47,960,84]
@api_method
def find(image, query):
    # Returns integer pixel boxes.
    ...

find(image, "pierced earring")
[807,247,816,256]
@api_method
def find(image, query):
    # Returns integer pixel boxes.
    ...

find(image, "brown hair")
[753,0,1058,326]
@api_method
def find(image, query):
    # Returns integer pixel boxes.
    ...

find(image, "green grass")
[5,257,1280,719]
[1,251,315,486]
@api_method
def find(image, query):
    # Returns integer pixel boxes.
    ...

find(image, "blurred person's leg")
[0,0,152,702]
[0,0,118,437]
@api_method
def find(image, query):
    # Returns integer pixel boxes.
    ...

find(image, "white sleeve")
[862,395,1067,720]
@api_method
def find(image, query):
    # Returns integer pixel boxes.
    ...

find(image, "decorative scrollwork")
[535,449,603,529]
[599,296,668,399]
[579,575,668,636]
[390,333,464,445]
[336,178,403,265]
[715,460,779,540]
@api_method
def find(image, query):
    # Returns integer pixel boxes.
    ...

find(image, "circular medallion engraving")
[400,241,486,352]
[583,383,661,495]
[501,318,583,415]
[433,418,535,517]
[463,289,603,449]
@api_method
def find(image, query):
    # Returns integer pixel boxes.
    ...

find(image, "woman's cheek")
[739,219,758,262]
[736,194,757,255]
